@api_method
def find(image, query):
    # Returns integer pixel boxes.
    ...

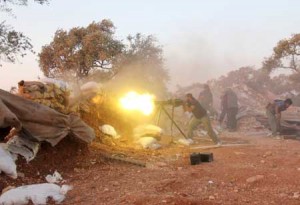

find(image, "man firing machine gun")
[184,93,221,145]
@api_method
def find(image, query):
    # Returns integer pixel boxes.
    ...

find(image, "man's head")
[186,93,193,101]
[284,98,293,108]
[18,80,25,87]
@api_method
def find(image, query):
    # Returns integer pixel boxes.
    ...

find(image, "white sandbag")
[0,183,72,205]
[45,171,63,184]
[133,124,162,140]
[136,137,161,150]
[177,138,194,146]
[100,125,120,139]
[7,135,40,162]
[0,144,17,179]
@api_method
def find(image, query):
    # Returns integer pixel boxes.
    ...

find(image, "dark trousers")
[227,107,238,130]
[219,107,238,130]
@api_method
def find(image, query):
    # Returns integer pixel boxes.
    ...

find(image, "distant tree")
[263,34,300,73]
[0,0,49,65]
[39,20,124,79]
[112,33,169,96]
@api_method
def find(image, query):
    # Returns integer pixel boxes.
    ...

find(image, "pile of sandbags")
[133,124,162,149]
[18,80,70,114]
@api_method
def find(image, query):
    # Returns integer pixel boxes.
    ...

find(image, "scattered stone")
[263,151,272,158]
[74,168,83,173]
[112,181,120,186]
[162,199,167,203]
[246,175,264,183]
[293,192,300,199]
[209,195,215,200]
[234,151,245,155]
[179,192,188,197]
[156,162,167,167]
[208,180,214,185]
[17,172,25,178]
[177,167,183,171]
[90,159,96,165]
[260,160,265,164]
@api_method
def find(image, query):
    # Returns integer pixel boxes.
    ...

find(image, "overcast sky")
[1,0,300,91]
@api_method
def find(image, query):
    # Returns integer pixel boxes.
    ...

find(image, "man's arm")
[183,102,194,112]
[274,104,282,133]
[275,105,281,120]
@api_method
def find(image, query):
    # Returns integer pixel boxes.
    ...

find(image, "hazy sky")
[1,0,300,91]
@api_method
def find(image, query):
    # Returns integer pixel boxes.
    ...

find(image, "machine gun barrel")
[154,99,184,107]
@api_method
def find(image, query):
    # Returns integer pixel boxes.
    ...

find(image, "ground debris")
[246,175,264,183]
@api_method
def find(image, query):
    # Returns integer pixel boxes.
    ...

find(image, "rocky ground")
[1,128,300,205]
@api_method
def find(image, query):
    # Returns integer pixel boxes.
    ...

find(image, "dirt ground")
[1,129,300,205]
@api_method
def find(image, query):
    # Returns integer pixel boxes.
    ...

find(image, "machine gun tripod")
[154,99,187,139]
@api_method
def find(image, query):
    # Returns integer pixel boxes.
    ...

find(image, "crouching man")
[184,93,221,145]
[266,98,292,138]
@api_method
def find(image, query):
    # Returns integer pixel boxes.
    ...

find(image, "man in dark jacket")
[266,98,292,138]
[198,84,215,117]
[184,93,220,145]
[219,88,238,131]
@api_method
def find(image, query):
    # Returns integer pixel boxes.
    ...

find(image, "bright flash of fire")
[120,91,155,115]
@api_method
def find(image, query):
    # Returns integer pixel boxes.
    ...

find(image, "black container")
[190,153,201,165]
[200,152,214,162]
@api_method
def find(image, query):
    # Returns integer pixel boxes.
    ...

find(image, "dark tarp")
[0,89,95,146]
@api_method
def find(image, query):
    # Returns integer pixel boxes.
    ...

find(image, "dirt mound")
[0,136,91,192]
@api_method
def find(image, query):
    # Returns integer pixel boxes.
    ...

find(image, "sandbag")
[20,81,70,114]
[133,124,162,141]
[136,137,161,150]
[100,124,120,139]
[0,183,72,205]
[0,144,17,179]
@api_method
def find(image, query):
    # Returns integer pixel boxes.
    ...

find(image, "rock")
[17,172,25,178]
[90,159,96,165]
[74,168,83,173]
[156,162,167,167]
[234,151,245,155]
[246,175,264,183]
[112,181,120,186]
[260,160,265,164]
[209,195,215,200]
[208,180,214,184]
[177,167,183,171]
[263,151,272,158]
[293,192,300,199]
[297,168,300,171]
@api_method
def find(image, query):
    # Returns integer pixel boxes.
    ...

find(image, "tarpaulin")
[0,89,95,146]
